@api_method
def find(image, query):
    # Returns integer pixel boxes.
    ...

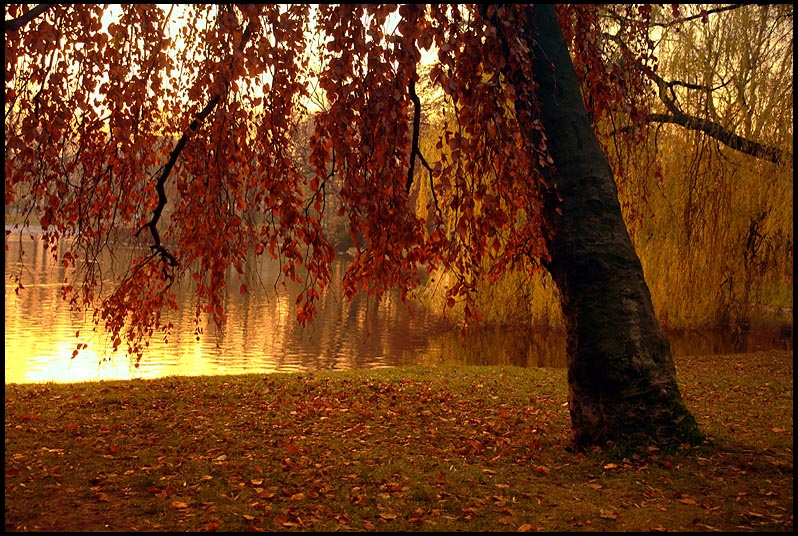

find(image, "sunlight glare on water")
[4,231,452,383]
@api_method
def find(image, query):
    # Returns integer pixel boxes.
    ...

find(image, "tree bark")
[527,5,704,449]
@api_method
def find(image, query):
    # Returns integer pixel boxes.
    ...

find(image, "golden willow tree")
[6,3,757,448]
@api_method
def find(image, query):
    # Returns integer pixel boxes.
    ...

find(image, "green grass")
[5,351,793,532]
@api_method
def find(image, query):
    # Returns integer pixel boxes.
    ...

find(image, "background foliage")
[415,4,793,330]
[5,4,792,343]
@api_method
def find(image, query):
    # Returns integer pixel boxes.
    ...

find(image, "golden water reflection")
[5,232,792,384]
[4,232,456,384]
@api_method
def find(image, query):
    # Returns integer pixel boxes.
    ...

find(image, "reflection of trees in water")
[668,324,792,356]
[195,255,443,371]
[413,328,568,369]
[6,237,793,381]
[288,269,437,371]
[414,323,793,369]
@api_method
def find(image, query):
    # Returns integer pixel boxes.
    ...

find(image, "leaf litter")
[4,351,793,532]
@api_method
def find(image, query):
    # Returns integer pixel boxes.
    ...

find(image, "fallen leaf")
[467,439,485,452]
[517,523,538,532]
[599,509,618,520]
[170,501,189,509]
[379,512,398,520]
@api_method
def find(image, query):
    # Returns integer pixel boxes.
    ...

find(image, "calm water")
[4,232,792,384]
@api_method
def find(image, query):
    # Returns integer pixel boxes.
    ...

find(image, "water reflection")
[407,323,793,370]
[4,232,453,383]
[4,232,792,384]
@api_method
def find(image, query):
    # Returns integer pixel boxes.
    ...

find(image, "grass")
[4,351,793,532]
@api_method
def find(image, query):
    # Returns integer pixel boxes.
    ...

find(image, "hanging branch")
[406,78,434,192]
[137,94,222,267]
[136,17,255,267]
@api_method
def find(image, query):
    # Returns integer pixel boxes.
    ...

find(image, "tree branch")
[136,15,255,267]
[4,4,55,32]
[136,93,222,266]
[646,112,790,164]
[406,78,435,197]
[671,4,746,26]
[608,33,791,166]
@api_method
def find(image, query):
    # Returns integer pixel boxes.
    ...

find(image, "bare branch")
[602,27,790,166]
[406,78,435,195]
[646,112,790,164]
[670,4,747,26]
[606,4,749,29]
[4,4,55,32]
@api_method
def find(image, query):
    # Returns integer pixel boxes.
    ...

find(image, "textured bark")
[527,5,704,448]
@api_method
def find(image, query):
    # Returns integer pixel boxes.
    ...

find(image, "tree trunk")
[527,5,704,449]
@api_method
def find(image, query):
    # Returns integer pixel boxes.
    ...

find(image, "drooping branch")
[136,15,255,267]
[647,68,790,164]
[406,78,434,193]
[4,4,55,32]
[646,112,790,164]
[136,93,222,266]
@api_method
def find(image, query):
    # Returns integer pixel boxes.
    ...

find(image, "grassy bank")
[5,351,793,532]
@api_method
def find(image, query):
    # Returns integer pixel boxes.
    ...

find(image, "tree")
[518,5,703,447]
[632,4,793,329]
[14,3,783,448]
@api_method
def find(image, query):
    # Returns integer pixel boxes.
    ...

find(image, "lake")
[4,231,792,384]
